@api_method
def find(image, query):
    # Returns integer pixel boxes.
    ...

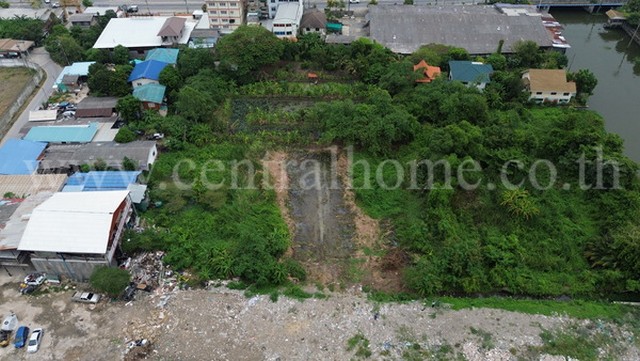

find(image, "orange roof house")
[413,60,441,83]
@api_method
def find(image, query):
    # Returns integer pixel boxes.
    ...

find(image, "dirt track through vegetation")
[285,150,355,281]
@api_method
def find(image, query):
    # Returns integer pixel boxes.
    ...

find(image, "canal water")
[550,9,640,162]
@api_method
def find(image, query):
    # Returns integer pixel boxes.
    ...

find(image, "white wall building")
[206,0,245,32]
[522,69,577,104]
[272,1,303,39]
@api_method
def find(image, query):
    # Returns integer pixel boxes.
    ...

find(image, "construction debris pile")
[122,251,165,291]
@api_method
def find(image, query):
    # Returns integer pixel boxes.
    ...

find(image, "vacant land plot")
[0,67,34,113]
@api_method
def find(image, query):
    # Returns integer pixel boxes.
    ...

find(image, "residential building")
[0,139,47,175]
[206,0,245,32]
[369,5,553,55]
[0,175,67,269]
[128,60,169,88]
[39,141,158,173]
[18,191,134,281]
[53,62,95,92]
[413,60,441,83]
[93,17,196,52]
[157,17,187,46]
[69,13,97,28]
[0,39,34,58]
[300,9,326,36]
[63,171,148,204]
[133,83,166,110]
[145,48,180,65]
[449,61,493,90]
[24,124,99,144]
[75,97,118,118]
[522,69,576,104]
[265,0,301,19]
[272,1,303,39]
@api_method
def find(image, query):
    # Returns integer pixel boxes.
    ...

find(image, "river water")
[550,9,640,162]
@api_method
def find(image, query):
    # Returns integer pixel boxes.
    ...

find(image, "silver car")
[26,328,43,353]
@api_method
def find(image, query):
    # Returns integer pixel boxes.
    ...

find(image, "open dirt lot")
[2,269,639,361]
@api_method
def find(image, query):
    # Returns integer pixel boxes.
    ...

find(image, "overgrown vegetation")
[90,266,130,297]
[119,28,638,304]
[346,333,372,359]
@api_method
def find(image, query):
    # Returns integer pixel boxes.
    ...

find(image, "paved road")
[0,48,62,147]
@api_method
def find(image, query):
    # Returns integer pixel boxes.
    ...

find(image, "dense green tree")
[512,40,542,68]
[116,95,141,121]
[88,63,132,96]
[486,53,507,71]
[176,47,216,78]
[0,18,45,42]
[215,25,285,83]
[175,86,215,123]
[45,35,84,65]
[159,66,183,94]
[115,127,136,143]
[569,68,598,95]
[112,45,130,65]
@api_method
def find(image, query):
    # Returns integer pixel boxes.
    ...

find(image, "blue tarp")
[128,60,169,82]
[0,139,47,175]
[63,171,141,191]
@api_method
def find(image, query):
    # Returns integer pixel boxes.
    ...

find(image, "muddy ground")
[1,271,639,361]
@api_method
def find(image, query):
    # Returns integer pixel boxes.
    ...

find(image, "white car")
[27,328,43,353]
[71,292,101,304]
[349,0,360,3]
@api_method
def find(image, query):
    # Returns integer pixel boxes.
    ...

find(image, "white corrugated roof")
[18,191,129,254]
[93,17,196,49]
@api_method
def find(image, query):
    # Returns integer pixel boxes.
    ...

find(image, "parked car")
[14,326,29,348]
[44,0,50,3]
[23,273,45,286]
[71,292,101,304]
[62,110,76,118]
[349,0,360,3]
[27,328,43,353]
[127,5,139,12]
[51,2,59,7]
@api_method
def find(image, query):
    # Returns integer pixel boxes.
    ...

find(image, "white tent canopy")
[18,190,130,254]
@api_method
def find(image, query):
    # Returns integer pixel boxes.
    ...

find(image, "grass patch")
[0,67,35,113]
[282,285,313,300]
[530,324,623,361]
[346,333,372,359]
[440,296,638,320]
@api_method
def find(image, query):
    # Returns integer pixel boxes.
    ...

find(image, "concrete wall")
[0,60,44,139]
[30,256,114,282]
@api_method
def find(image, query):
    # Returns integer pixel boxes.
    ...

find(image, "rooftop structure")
[83,6,120,15]
[369,5,553,55]
[0,139,47,175]
[93,17,195,49]
[413,60,441,83]
[272,1,304,39]
[75,96,118,118]
[128,60,169,83]
[0,8,55,21]
[18,190,130,254]
[39,141,158,172]
[133,83,166,104]
[0,174,67,198]
[53,62,95,91]
[63,171,141,192]
[145,48,180,65]
[523,69,576,93]
[0,39,34,54]
[24,124,98,144]
[28,110,58,123]
[157,17,186,37]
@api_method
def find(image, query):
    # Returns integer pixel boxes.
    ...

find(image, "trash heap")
[125,251,165,291]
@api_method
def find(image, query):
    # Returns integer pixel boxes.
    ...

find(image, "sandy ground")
[1,268,639,361]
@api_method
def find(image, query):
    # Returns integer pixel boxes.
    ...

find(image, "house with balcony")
[206,0,245,32]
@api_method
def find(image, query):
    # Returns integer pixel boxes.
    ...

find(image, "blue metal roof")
[449,61,493,84]
[145,48,179,65]
[64,171,141,191]
[128,60,169,82]
[24,123,98,143]
[0,139,47,175]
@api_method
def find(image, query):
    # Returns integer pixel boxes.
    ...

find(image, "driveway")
[0,47,62,147]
